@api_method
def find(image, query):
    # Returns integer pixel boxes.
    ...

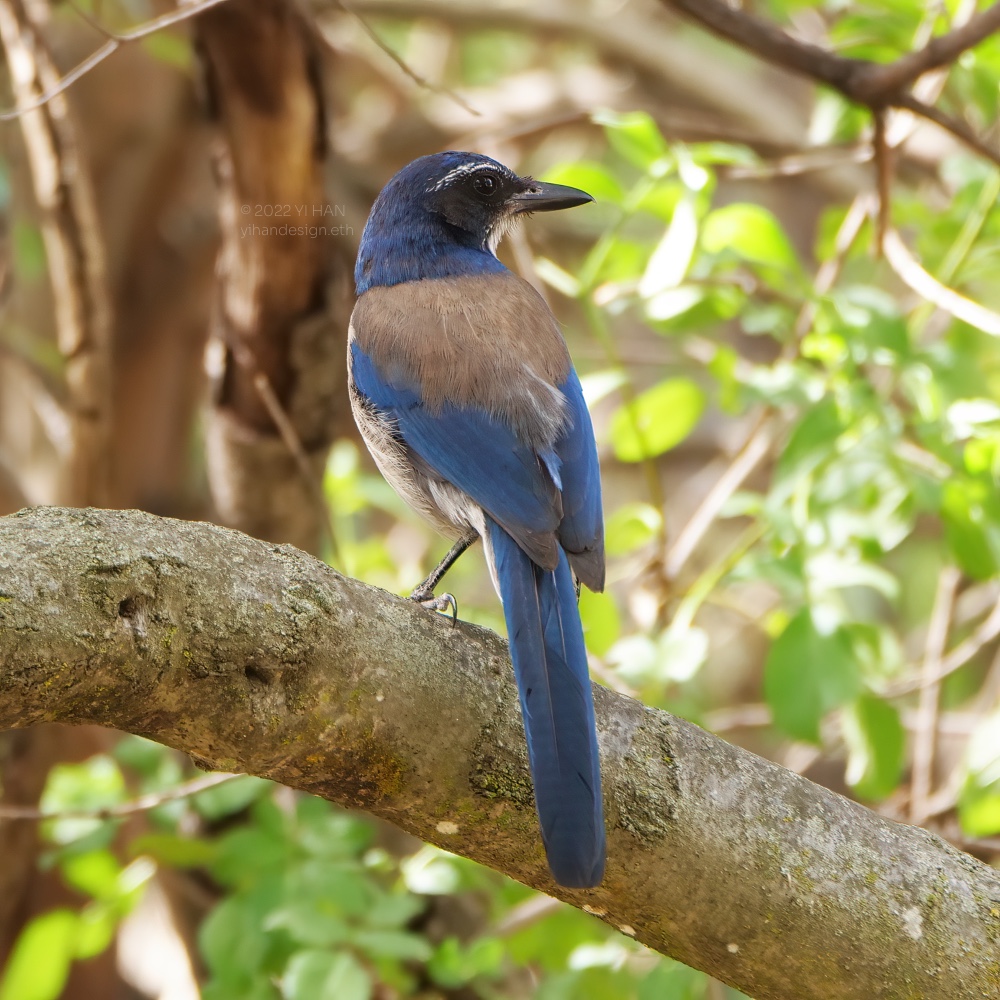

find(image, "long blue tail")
[487,519,605,888]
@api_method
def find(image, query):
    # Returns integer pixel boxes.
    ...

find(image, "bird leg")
[409,532,478,623]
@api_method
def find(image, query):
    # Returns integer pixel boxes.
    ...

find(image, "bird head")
[356,151,593,292]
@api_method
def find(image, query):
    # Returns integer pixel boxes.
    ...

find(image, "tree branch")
[659,0,1000,164]
[0,0,114,505]
[1,508,998,998]
[875,2,1000,93]
[197,0,348,555]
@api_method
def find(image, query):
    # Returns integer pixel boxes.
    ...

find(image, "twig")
[0,452,26,510]
[883,229,1000,337]
[873,111,891,253]
[720,144,873,181]
[250,371,342,565]
[910,568,960,825]
[335,0,479,116]
[587,653,638,698]
[658,0,1000,165]
[0,772,239,822]
[0,0,233,123]
[894,92,1000,168]
[703,703,772,732]
[892,597,1000,696]
[793,194,873,341]
[0,0,113,505]
[664,415,773,581]
[671,521,766,633]
[873,2,1000,94]
[972,644,1000,714]
[495,894,564,935]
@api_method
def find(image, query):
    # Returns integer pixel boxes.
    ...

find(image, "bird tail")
[486,518,605,888]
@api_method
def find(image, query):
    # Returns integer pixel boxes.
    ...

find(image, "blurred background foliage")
[1,0,999,997]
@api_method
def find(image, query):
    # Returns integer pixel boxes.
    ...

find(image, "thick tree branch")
[659,0,1000,164]
[0,0,113,506]
[661,0,1000,104]
[1,507,998,1000]
[198,0,347,554]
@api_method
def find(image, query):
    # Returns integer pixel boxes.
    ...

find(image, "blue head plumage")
[355,151,593,294]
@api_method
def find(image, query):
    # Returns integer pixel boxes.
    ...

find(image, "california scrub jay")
[348,151,605,888]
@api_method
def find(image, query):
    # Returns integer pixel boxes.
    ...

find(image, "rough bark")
[0,507,998,1000]
[197,0,347,555]
[0,0,113,508]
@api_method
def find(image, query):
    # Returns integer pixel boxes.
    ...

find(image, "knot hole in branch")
[117,594,151,639]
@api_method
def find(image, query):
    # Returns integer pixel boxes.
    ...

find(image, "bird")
[348,151,605,888]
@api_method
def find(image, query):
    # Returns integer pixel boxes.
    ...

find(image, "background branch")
[0,507,998,1000]
[659,0,1000,163]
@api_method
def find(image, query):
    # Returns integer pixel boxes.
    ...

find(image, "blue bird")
[348,151,605,888]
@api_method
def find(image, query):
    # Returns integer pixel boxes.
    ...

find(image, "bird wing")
[349,273,604,584]
[554,369,605,592]
[350,339,564,569]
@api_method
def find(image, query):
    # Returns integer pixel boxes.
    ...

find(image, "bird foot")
[409,587,459,625]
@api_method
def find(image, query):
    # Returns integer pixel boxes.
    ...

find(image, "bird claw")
[409,589,459,625]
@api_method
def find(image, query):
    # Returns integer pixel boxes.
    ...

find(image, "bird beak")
[509,180,594,213]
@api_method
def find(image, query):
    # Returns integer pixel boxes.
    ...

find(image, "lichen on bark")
[0,506,998,1000]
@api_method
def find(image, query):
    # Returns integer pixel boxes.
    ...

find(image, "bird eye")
[473,172,499,197]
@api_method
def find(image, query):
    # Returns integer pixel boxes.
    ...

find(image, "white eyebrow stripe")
[428,162,515,192]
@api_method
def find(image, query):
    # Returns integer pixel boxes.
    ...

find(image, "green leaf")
[352,929,432,961]
[689,142,758,167]
[959,787,1000,837]
[212,827,291,888]
[280,951,371,1000]
[702,203,800,274]
[830,286,909,358]
[774,397,843,495]
[264,902,350,949]
[959,711,1000,837]
[639,959,707,1000]
[192,775,271,820]
[708,344,741,413]
[429,936,504,988]
[204,975,279,1000]
[635,180,684,222]
[140,32,192,71]
[638,196,699,297]
[112,735,173,777]
[534,257,581,298]
[657,623,709,682]
[841,694,905,800]
[579,589,621,657]
[593,110,671,174]
[542,162,624,204]
[129,832,217,868]
[764,609,862,743]
[607,635,660,687]
[364,891,425,929]
[12,221,46,281]
[59,849,120,902]
[74,904,117,960]
[401,846,462,895]
[610,379,705,462]
[643,286,706,323]
[0,909,78,1000]
[605,502,662,556]
[579,370,627,408]
[200,886,279,981]
[942,478,1000,579]
[41,755,126,848]
[294,798,373,859]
